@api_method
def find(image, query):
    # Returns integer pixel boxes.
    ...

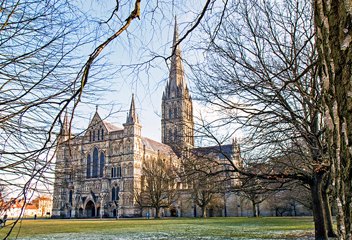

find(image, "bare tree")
[314,1,352,239]
[0,0,217,200]
[0,0,92,215]
[265,182,312,216]
[239,176,281,218]
[138,156,178,218]
[0,0,143,237]
[179,142,240,218]
[191,0,333,238]
[189,169,224,218]
[6,0,349,239]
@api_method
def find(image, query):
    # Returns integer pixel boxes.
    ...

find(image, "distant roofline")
[193,144,233,159]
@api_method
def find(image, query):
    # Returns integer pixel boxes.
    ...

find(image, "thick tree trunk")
[322,187,337,238]
[314,1,352,239]
[252,201,258,217]
[292,203,297,216]
[201,206,207,218]
[155,207,160,219]
[223,193,227,217]
[310,174,328,240]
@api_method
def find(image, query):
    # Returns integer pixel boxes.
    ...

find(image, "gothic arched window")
[116,187,120,200]
[89,131,92,142]
[127,163,133,176]
[93,130,96,141]
[92,147,99,178]
[100,152,105,177]
[169,108,172,119]
[112,186,120,201]
[86,154,91,178]
[112,187,116,201]
[69,190,73,204]
[97,129,100,141]
[169,129,172,142]
[174,129,177,141]
[101,129,104,140]
[174,107,177,118]
[117,165,122,178]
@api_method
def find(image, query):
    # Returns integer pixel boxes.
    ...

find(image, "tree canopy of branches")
[2,0,351,239]
[265,182,311,217]
[0,0,221,237]
[239,173,285,218]
[191,0,333,238]
[0,0,143,237]
[1,0,91,206]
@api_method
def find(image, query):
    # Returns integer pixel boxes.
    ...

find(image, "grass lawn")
[0,217,315,239]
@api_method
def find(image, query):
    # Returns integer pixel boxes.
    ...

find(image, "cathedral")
[52,20,241,218]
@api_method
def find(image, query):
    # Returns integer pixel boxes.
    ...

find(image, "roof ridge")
[103,120,123,131]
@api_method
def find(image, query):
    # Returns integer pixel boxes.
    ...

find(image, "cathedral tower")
[161,18,194,151]
[123,94,141,137]
[52,111,71,218]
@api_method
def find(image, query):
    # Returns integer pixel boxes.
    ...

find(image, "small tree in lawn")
[239,175,280,218]
[140,157,178,218]
[191,172,223,218]
[181,149,234,218]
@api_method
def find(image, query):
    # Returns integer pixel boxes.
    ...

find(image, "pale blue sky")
[73,0,206,142]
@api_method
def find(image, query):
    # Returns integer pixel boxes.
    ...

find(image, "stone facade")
[51,100,179,218]
[52,19,241,219]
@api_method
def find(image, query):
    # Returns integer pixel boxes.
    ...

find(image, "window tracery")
[86,154,91,178]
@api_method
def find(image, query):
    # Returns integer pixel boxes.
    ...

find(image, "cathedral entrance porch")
[97,207,100,217]
[85,201,96,217]
[170,207,177,217]
[78,208,84,218]
[113,209,117,218]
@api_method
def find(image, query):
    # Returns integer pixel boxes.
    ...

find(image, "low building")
[4,196,52,218]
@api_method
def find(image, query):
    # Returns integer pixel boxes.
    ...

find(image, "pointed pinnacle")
[127,93,138,124]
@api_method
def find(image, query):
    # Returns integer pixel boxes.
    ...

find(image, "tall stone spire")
[168,16,185,96]
[63,109,69,134]
[161,17,194,152]
[59,109,70,143]
[124,94,141,137]
[126,94,139,124]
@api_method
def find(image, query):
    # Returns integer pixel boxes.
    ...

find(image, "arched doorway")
[85,200,95,217]
[170,207,177,217]
[79,208,84,218]
[208,208,214,217]
[97,207,100,218]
